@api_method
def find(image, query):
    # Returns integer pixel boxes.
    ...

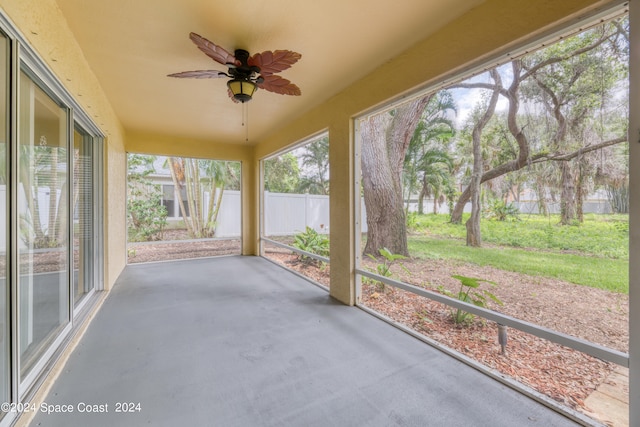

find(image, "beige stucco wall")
[0,0,127,290]
[253,0,618,305]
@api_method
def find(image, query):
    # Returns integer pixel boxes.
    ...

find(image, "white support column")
[629,2,640,425]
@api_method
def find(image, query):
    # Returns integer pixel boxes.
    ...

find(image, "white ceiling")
[54,0,483,144]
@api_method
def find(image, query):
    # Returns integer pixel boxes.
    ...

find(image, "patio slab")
[29,256,582,427]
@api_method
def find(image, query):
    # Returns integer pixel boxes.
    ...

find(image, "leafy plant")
[484,199,519,222]
[439,275,503,325]
[406,212,419,231]
[366,247,408,291]
[127,154,168,242]
[292,226,329,264]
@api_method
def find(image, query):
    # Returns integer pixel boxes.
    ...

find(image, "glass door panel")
[0,32,9,410]
[73,126,93,306]
[18,71,70,380]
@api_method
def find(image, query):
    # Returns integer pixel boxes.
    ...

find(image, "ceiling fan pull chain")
[243,102,249,143]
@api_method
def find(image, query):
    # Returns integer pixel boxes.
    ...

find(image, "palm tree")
[166,156,238,238]
[200,159,237,236]
[403,91,456,214]
[297,137,329,195]
[416,148,453,214]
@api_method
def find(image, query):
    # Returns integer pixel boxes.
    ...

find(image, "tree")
[201,160,238,236]
[523,22,628,224]
[416,148,453,214]
[466,70,501,246]
[403,91,455,214]
[297,137,330,195]
[166,157,236,238]
[264,153,300,193]
[361,95,431,257]
[449,19,628,225]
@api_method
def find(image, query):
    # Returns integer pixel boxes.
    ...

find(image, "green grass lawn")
[406,213,629,293]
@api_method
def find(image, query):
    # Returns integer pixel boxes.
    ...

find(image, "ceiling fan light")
[227,79,257,103]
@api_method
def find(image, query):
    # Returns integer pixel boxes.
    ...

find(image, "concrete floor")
[30,256,581,427]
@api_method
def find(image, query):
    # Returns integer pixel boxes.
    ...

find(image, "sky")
[447,64,512,128]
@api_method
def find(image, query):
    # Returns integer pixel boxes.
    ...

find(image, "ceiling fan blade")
[258,74,301,96]
[167,70,229,79]
[248,50,301,75]
[189,32,240,67]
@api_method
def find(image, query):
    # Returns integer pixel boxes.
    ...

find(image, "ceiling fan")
[168,32,302,103]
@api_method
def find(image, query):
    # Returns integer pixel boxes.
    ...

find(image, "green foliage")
[439,275,503,325]
[292,226,329,264]
[413,213,628,259]
[484,199,520,222]
[127,154,168,242]
[264,153,301,193]
[366,247,408,291]
[127,182,168,242]
[297,137,330,195]
[406,212,419,231]
[402,91,456,215]
[409,235,628,293]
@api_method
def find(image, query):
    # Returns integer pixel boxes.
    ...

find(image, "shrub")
[484,199,519,222]
[292,226,329,264]
[127,182,168,242]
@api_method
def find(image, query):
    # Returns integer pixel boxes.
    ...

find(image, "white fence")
[204,191,366,238]
[11,183,622,246]
[264,192,330,236]
[203,190,242,238]
[207,191,336,237]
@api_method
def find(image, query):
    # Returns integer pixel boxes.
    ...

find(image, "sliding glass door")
[17,70,70,380]
[0,31,9,411]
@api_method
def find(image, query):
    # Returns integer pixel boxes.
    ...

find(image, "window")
[162,184,175,217]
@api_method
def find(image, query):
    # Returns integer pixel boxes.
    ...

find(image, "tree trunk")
[560,162,576,225]
[417,182,426,215]
[184,159,203,237]
[535,180,548,216]
[361,96,431,257]
[466,69,501,247]
[466,140,483,246]
[168,157,194,236]
[576,163,585,223]
[211,185,225,236]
